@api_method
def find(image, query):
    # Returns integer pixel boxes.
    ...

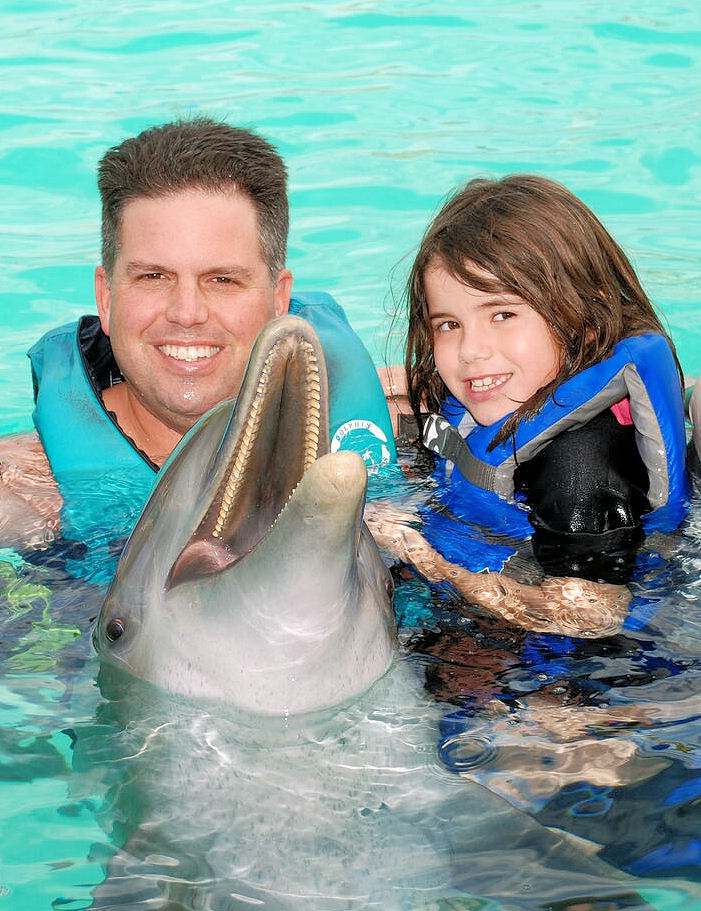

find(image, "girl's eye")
[434,319,459,332]
[493,311,515,322]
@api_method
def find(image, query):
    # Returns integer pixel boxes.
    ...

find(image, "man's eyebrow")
[124,261,169,275]
[206,265,255,280]
[124,262,255,280]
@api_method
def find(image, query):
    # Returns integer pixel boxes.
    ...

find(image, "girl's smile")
[466,373,510,392]
[425,263,562,426]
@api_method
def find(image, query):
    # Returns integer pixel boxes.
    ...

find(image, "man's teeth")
[470,375,507,391]
[159,344,221,362]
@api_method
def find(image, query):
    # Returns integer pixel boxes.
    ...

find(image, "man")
[0,118,395,551]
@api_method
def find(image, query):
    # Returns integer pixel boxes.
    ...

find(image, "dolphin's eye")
[106,618,125,642]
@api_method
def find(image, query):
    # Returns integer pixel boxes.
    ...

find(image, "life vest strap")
[423,413,497,490]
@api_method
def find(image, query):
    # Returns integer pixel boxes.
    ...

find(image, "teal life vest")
[421,333,690,573]
[289,293,395,467]
[28,292,395,579]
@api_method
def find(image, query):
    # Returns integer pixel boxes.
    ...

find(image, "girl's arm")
[365,503,630,638]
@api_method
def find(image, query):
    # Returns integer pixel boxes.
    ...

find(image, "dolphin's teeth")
[304,377,321,467]
[302,342,321,470]
[209,334,325,543]
[270,478,303,529]
[208,347,279,538]
[211,409,261,538]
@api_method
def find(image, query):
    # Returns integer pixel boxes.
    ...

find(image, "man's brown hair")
[98,116,288,280]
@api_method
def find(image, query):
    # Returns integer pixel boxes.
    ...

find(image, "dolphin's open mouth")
[168,319,330,587]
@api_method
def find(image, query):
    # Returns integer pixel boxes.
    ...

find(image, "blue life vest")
[422,334,690,572]
[28,292,395,579]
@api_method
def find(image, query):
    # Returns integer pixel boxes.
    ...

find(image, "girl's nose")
[458,330,492,364]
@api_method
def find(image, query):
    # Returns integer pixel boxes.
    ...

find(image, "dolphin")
[84,316,692,910]
[94,315,396,715]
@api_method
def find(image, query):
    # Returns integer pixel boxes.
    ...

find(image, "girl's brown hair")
[405,174,680,447]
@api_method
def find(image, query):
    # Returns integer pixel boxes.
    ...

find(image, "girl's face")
[425,263,562,426]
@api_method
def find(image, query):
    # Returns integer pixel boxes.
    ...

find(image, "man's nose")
[165,279,209,326]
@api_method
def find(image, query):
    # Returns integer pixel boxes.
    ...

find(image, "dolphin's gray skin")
[94,316,396,715]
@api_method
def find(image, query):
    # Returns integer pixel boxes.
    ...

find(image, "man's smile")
[158,344,222,363]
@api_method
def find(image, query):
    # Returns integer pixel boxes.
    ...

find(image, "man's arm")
[0,431,62,548]
[377,365,423,441]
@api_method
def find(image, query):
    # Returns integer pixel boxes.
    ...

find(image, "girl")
[371,175,690,636]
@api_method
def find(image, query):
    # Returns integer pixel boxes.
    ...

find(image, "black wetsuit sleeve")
[514,409,650,584]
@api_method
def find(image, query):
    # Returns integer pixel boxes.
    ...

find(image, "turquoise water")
[2,1,700,433]
[1,2,701,909]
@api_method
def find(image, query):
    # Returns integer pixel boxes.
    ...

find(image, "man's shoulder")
[28,319,81,354]
[289,291,348,323]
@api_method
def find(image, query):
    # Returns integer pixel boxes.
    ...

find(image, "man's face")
[95,189,292,435]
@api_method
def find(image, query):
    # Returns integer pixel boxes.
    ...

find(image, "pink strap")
[610,397,633,426]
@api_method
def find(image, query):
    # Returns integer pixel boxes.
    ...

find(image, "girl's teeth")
[470,375,506,391]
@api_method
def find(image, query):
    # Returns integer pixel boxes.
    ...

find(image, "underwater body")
[2,319,701,908]
[4,483,701,908]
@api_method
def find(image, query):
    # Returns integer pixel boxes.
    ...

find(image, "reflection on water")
[405,481,701,893]
[1,466,701,907]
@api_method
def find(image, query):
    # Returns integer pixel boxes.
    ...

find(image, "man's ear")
[274,268,293,317]
[94,266,112,336]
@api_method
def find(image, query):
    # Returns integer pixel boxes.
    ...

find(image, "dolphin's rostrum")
[94,315,396,714]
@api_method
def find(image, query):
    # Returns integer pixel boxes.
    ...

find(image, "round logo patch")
[331,419,392,467]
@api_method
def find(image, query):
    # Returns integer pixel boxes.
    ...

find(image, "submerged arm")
[365,503,629,638]
[0,431,62,548]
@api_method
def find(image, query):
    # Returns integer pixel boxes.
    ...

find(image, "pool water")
[1,1,701,909]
